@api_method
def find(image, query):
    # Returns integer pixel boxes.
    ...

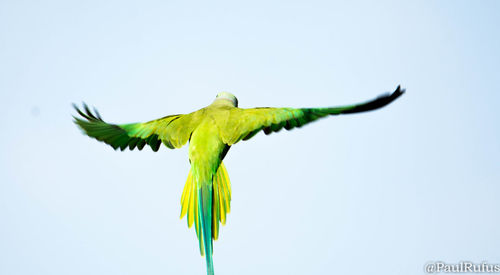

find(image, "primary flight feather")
[73,86,404,275]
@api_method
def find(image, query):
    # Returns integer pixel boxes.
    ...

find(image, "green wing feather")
[73,103,196,151]
[220,86,405,145]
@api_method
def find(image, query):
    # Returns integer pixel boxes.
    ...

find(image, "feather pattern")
[73,103,196,151]
[217,86,405,145]
[180,162,231,245]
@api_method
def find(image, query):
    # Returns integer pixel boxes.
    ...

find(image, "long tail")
[200,181,214,274]
[180,162,231,275]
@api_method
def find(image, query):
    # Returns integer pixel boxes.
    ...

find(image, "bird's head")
[214,92,238,107]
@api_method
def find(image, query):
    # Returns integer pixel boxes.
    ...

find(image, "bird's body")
[186,102,234,275]
[73,86,404,275]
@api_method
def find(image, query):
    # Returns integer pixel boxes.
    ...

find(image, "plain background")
[1,0,499,274]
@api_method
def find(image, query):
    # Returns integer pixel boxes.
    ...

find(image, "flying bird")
[73,86,404,275]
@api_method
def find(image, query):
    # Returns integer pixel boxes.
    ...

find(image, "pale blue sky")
[1,0,499,275]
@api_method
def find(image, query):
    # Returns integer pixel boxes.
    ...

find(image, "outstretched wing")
[220,86,404,145]
[73,104,197,151]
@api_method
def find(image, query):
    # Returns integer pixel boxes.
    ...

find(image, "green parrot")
[73,86,404,275]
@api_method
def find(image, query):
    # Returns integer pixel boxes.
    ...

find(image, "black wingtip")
[395,85,405,95]
[381,85,405,106]
[93,107,102,120]
[72,102,104,122]
[339,85,405,114]
[379,85,405,103]
[390,85,405,100]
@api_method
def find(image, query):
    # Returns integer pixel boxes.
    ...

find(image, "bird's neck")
[212,98,236,107]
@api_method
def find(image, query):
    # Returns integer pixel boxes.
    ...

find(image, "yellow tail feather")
[180,162,232,252]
